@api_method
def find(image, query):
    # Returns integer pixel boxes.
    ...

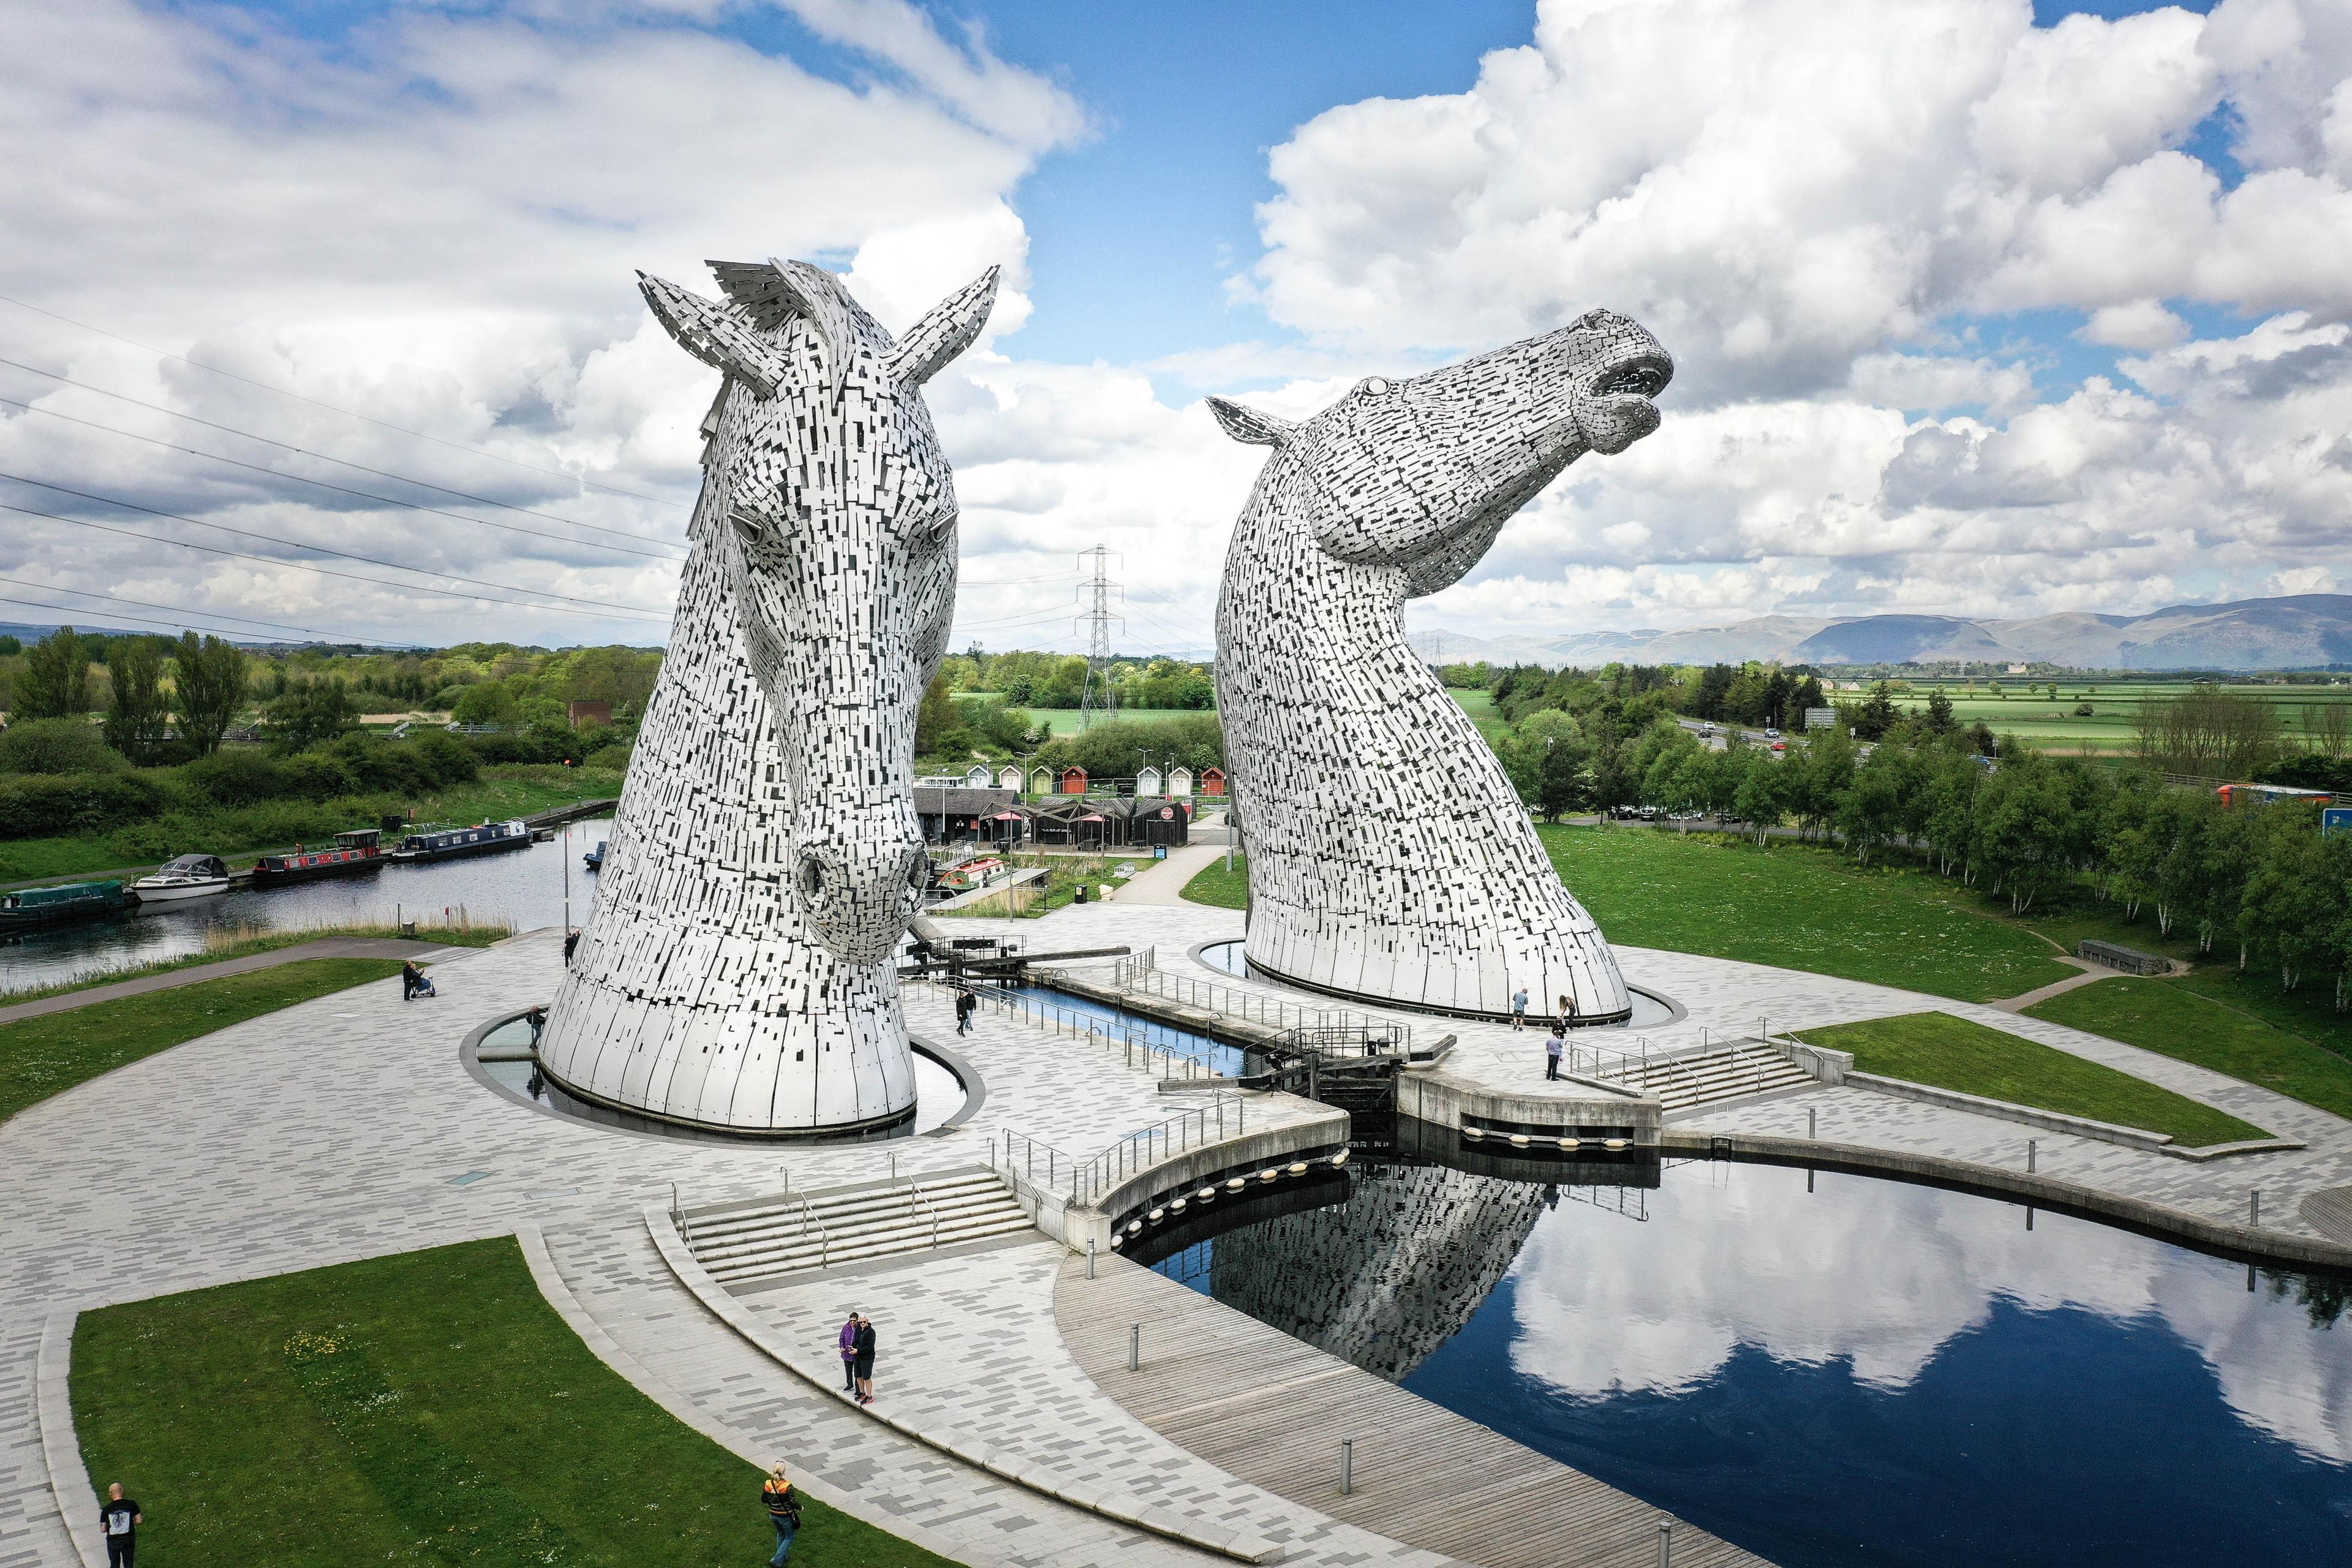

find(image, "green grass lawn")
[0,766,623,885]
[0,957,402,1123]
[1019,706,1212,737]
[1796,1010,2267,1147]
[1539,826,2076,1002]
[71,1237,965,1568]
[1447,688,1509,742]
[2029,978,2352,1121]
[1181,852,1249,910]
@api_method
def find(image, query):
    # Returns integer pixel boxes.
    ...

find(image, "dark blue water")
[1151,1155,2352,1567]
[0,819,612,993]
[1004,982,1247,1074]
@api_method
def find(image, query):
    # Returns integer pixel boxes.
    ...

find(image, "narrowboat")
[390,819,533,864]
[583,839,606,872]
[0,880,129,931]
[249,829,386,886]
[130,854,232,902]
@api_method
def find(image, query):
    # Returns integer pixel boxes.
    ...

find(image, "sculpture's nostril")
[799,856,824,900]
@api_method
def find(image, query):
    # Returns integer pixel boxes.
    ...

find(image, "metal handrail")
[905,1180,940,1249]
[1101,964,1414,1052]
[914,975,1218,1082]
[797,1196,831,1268]
[1074,1093,1246,1206]
[997,1126,1080,1191]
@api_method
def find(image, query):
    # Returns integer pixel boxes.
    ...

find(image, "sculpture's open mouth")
[1591,352,1673,405]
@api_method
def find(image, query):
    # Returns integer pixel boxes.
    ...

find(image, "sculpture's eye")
[727,505,771,548]
[1355,377,1392,398]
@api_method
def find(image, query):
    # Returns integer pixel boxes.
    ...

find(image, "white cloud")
[2081,300,2191,350]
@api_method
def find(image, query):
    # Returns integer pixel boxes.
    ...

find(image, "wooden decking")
[1055,1253,1771,1568]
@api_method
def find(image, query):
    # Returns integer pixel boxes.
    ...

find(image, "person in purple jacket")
[838,1310,859,1392]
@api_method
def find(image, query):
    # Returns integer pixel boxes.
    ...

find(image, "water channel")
[0,818,614,993]
[1128,1141,2352,1566]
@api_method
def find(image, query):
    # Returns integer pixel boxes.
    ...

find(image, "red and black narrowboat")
[248,829,387,886]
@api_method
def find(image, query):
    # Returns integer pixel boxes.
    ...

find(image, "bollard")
[1807,1106,1817,1140]
[1657,1518,1674,1567]
[2027,1139,2036,1174]
[1129,1323,1141,1371]
[1087,1239,1097,1280]
[2252,1189,2262,1227]
[1341,1437,1354,1495]
[889,1153,898,1189]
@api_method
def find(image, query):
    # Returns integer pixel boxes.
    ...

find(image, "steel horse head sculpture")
[1211,308,1672,1023]
[537,258,995,1135]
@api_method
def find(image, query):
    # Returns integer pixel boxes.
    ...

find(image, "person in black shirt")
[99,1483,140,1567]
[954,988,976,1035]
[853,1313,876,1404]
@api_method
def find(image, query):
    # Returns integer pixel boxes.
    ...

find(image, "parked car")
[1764,726,1782,738]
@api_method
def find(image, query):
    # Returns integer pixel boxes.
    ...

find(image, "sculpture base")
[535,1063,919,1140]
[1238,950,1636,1028]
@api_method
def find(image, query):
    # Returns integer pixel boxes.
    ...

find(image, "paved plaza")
[7,899,2352,1568]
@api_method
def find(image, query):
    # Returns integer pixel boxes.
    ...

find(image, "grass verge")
[1180,852,1249,910]
[934,853,1121,918]
[70,1237,965,1568]
[1539,825,2076,1002]
[0,957,402,1123]
[2027,978,2352,1123]
[1796,1009,2269,1148]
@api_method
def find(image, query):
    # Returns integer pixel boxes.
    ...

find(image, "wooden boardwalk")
[1055,1253,1771,1568]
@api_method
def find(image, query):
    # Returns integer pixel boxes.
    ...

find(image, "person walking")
[853,1313,877,1405]
[1510,987,1528,1031]
[98,1483,140,1568]
[762,1463,802,1566]
[401,959,423,1002]
[837,1310,859,1392]
[1545,1023,1566,1082]
[955,988,976,1036]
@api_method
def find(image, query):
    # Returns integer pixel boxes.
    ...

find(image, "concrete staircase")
[1623,1046,1816,1113]
[683,1167,1035,1287]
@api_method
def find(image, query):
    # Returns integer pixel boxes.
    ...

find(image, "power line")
[0,471,673,620]
[0,394,685,562]
[0,356,685,551]
[0,497,666,627]
[0,292,688,508]
[0,572,377,643]
[0,583,399,647]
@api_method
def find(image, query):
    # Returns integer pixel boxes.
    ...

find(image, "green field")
[1181,852,1250,909]
[1447,688,1509,741]
[0,958,404,1124]
[71,1238,962,1568]
[1020,706,1211,737]
[1539,825,2076,1001]
[1795,1009,2268,1147]
[1865,678,2352,756]
[0,765,623,886]
[2029,978,2352,1121]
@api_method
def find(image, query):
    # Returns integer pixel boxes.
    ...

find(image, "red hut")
[1200,767,1227,797]
[1059,766,1088,795]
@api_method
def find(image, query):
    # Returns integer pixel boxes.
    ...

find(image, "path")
[1111,840,1229,905]
[1987,957,2108,1013]
[0,938,467,1027]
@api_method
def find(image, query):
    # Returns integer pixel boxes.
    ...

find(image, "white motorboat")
[129,853,232,903]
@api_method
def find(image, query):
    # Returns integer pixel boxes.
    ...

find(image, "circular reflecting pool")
[1194,938,1679,1028]
[1131,1142,2352,1567]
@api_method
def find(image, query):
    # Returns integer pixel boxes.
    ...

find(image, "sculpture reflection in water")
[1128,1120,1657,1382]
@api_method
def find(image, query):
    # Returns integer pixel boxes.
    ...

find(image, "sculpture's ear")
[1206,397,1295,448]
[638,273,790,396]
[888,266,1000,390]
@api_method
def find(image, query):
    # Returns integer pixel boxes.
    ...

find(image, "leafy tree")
[1923,688,1956,733]
[102,636,172,763]
[15,628,90,718]
[1852,681,1901,742]
[263,680,358,752]
[452,682,519,727]
[171,632,250,757]
[0,634,20,655]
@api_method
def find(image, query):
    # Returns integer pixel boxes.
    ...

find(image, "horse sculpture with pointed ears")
[536,257,995,1135]
[1209,308,1672,1024]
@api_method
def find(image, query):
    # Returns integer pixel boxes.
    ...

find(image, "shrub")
[0,772,165,839]
[281,752,355,801]
[177,748,290,806]
[0,718,124,777]
[582,742,632,771]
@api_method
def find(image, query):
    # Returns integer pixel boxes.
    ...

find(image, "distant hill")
[1420,594,2352,672]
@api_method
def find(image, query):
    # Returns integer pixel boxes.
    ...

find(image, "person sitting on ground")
[99,1482,140,1568]
[762,1463,802,1567]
